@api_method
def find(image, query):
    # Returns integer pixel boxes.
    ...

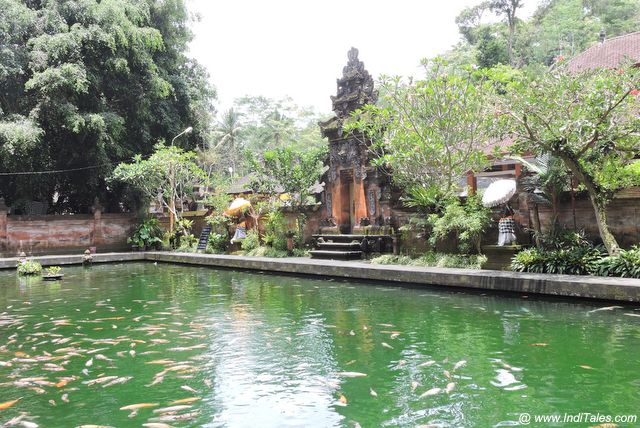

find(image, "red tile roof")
[566,31,640,73]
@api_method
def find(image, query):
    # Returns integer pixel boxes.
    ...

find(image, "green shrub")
[510,248,546,273]
[263,210,288,251]
[595,246,640,278]
[509,244,640,277]
[427,195,491,254]
[175,234,198,253]
[206,233,228,254]
[241,229,260,252]
[370,254,414,265]
[370,252,486,269]
[245,246,288,258]
[17,260,42,276]
[128,218,163,249]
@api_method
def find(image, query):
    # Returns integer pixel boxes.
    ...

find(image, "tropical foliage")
[512,245,640,278]
[111,144,206,231]
[249,146,327,207]
[127,218,163,249]
[491,61,640,255]
[426,195,492,254]
[452,0,640,68]
[0,0,215,213]
[346,59,494,202]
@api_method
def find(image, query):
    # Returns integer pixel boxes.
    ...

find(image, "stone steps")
[317,242,362,251]
[308,250,363,260]
[196,226,212,251]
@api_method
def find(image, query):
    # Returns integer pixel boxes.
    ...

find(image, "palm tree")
[211,108,243,172]
[513,154,569,247]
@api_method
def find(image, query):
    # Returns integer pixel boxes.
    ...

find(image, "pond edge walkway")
[1,251,640,303]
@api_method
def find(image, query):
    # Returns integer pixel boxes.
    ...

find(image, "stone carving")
[367,189,376,217]
[331,47,378,119]
[326,192,333,216]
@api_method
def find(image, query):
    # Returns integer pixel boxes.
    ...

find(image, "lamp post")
[171,126,193,146]
[168,127,193,232]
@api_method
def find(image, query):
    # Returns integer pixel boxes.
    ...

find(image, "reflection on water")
[0,263,639,427]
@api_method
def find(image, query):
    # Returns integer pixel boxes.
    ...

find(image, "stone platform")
[2,251,640,304]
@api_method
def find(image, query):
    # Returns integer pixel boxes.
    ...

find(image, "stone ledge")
[0,252,145,269]
[2,251,640,303]
[146,252,640,303]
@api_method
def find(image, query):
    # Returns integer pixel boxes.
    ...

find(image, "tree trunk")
[557,152,620,255]
[531,202,542,248]
[508,21,515,66]
[589,194,619,255]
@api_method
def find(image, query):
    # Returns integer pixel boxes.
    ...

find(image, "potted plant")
[17,260,42,276]
[43,266,64,281]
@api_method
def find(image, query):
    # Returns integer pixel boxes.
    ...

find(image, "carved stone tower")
[319,48,390,235]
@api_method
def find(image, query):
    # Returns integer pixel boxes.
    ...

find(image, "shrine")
[311,48,395,259]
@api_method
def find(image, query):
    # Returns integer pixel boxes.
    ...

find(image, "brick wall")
[0,207,136,256]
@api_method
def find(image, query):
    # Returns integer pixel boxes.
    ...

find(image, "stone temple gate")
[312,48,394,259]
[319,47,393,235]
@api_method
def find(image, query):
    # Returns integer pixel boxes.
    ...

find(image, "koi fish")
[170,397,201,405]
[453,360,466,371]
[336,372,367,378]
[153,405,192,414]
[119,403,159,411]
[0,397,21,410]
[419,388,442,398]
[102,376,133,388]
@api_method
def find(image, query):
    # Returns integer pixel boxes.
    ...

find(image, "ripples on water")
[0,263,639,427]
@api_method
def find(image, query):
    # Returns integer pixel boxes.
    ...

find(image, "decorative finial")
[347,47,359,63]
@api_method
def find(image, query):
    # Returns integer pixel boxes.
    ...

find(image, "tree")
[492,62,640,255]
[233,96,327,154]
[249,146,328,208]
[476,25,510,68]
[111,144,206,233]
[456,1,491,44]
[489,0,524,66]
[210,108,243,174]
[346,59,494,203]
[0,0,215,213]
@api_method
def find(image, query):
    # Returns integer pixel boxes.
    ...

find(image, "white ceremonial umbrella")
[482,179,517,208]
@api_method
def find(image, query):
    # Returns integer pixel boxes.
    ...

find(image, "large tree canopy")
[0,0,215,213]
[492,62,640,255]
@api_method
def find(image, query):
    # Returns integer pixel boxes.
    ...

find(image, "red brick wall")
[0,211,136,256]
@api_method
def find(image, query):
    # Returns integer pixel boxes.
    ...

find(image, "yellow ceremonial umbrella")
[225,197,251,216]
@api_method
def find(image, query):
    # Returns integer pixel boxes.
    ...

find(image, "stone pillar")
[92,198,104,249]
[0,198,7,253]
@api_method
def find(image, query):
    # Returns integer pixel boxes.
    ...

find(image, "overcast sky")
[187,0,537,115]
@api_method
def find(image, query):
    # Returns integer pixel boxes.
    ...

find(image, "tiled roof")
[566,32,640,73]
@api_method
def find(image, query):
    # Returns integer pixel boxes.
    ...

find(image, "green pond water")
[1,263,640,428]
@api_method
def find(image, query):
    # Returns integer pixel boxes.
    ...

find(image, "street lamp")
[168,126,192,232]
[171,126,193,146]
